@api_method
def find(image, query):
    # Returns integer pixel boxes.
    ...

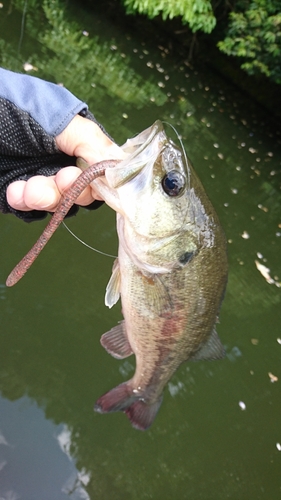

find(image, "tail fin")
[94,382,162,431]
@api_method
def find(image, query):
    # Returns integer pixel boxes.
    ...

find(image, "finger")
[24,175,60,211]
[6,180,31,210]
[56,115,127,163]
[54,166,100,205]
[79,141,126,165]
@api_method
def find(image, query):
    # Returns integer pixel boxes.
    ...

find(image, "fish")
[92,120,228,430]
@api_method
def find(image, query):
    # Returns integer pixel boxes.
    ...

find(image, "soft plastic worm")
[6,159,119,287]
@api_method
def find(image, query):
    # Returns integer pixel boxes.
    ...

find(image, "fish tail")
[94,382,163,431]
[125,397,163,431]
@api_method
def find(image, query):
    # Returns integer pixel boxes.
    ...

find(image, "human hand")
[6,115,125,212]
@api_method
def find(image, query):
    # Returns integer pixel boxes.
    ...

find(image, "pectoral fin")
[105,259,121,308]
[142,274,173,317]
[101,321,133,359]
[190,328,225,361]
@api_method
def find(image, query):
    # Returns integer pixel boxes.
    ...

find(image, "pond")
[0,1,281,498]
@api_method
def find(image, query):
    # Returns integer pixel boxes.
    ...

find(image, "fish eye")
[162,170,185,197]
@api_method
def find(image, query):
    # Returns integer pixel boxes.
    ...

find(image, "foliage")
[122,0,216,33]
[218,0,281,84]
[121,0,281,85]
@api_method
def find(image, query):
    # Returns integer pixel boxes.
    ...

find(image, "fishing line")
[18,0,28,53]
[62,221,117,258]
[162,121,191,189]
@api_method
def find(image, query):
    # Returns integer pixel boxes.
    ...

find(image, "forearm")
[0,67,87,137]
[0,69,109,221]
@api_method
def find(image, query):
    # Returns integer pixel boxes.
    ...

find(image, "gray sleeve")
[0,69,108,222]
[0,68,87,136]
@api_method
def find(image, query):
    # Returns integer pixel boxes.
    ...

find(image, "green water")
[0,1,281,498]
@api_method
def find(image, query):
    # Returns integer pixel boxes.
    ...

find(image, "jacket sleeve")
[0,68,105,222]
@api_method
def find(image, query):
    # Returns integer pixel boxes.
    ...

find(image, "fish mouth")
[105,120,166,189]
[92,120,189,222]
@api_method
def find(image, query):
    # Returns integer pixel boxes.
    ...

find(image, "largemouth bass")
[93,120,228,430]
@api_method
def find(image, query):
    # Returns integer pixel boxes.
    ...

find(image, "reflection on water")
[0,0,281,499]
[0,397,89,500]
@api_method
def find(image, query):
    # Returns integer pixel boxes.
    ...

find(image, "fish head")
[94,121,192,238]
[93,120,220,272]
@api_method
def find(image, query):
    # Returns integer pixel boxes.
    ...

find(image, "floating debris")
[255,261,280,287]
[122,113,128,119]
[258,204,269,212]
[277,338,281,345]
[231,188,238,194]
[251,338,259,345]
[82,30,89,36]
[276,443,281,451]
[241,231,250,239]
[23,62,37,72]
[239,401,246,411]
[255,261,274,284]
[268,372,278,383]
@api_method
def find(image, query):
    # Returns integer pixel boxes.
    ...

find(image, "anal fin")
[100,321,133,359]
